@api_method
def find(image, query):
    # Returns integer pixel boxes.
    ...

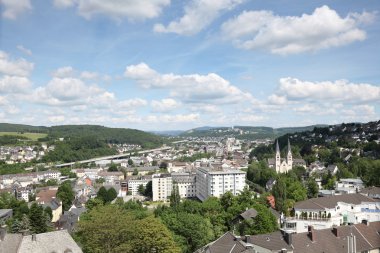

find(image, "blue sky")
[0,0,379,131]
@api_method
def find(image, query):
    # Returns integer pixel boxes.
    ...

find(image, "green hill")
[0,123,163,148]
[180,125,326,140]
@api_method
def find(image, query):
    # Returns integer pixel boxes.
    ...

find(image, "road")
[55,146,171,168]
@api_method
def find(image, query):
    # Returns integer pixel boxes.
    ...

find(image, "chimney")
[333,226,340,237]
[284,232,293,245]
[362,219,370,226]
[32,234,37,242]
[308,225,316,241]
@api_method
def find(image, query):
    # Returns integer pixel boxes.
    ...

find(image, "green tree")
[130,216,181,253]
[237,203,278,235]
[107,187,118,203]
[29,203,47,234]
[96,186,108,203]
[272,177,287,213]
[306,178,319,198]
[170,184,180,208]
[57,181,75,211]
[132,168,138,176]
[159,211,214,253]
[143,181,152,198]
[128,159,133,166]
[44,206,53,221]
[137,184,145,195]
[108,162,118,172]
[76,205,179,253]
[86,198,104,210]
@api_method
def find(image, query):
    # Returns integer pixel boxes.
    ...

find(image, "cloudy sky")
[0,0,379,131]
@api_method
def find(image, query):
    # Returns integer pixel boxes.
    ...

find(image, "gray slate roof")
[0,233,23,253]
[294,193,376,210]
[18,230,82,253]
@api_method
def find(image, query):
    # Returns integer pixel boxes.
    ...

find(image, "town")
[0,121,379,253]
[1,1,379,252]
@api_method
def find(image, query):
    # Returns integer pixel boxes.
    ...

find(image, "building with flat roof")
[196,167,246,202]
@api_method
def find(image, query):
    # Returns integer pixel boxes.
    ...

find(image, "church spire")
[276,139,280,154]
[287,138,291,155]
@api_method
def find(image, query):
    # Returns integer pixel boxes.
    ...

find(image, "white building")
[195,167,246,202]
[283,194,380,233]
[152,174,173,202]
[128,178,150,196]
[172,173,196,198]
[335,178,364,194]
[152,172,196,201]
[268,140,306,173]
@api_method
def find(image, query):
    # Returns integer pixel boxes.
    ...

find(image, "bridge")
[55,146,171,168]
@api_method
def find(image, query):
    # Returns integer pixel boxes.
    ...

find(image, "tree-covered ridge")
[0,123,164,148]
[42,136,117,163]
[179,125,325,140]
[0,123,48,133]
[46,125,163,148]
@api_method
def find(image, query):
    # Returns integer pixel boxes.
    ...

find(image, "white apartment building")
[152,174,173,201]
[128,178,150,196]
[283,194,380,233]
[172,173,196,198]
[152,173,196,201]
[37,170,61,181]
[335,178,364,194]
[196,167,246,202]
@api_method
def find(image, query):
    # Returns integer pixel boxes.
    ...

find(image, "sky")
[0,0,379,131]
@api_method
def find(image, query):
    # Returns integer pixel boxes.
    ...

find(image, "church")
[268,139,306,173]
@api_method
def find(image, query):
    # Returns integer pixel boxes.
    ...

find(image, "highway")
[55,146,171,168]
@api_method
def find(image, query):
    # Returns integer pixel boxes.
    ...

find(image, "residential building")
[127,177,151,196]
[195,167,246,202]
[36,187,62,222]
[361,186,380,199]
[247,222,380,253]
[152,174,172,201]
[197,222,380,253]
[335,178,365,194]
[283,194,380,233]
[152,172,196,201]
[18,230,82,253]
[172,173,196,198]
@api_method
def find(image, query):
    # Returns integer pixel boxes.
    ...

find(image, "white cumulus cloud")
[52,66,75,78]
[0,51,34,77]
[0,75,32,94]
[53,0,170,21]
[154,0,245,35]
[221,5,375,54]
[277,77,380,103]
[151,98,180,112]
[124,62,253,104]
[1,0,32,19]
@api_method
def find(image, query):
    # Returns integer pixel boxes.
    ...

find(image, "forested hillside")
[0,124,163,148]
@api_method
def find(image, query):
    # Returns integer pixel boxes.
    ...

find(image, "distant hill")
[0,123,163,148]
[277,120,380,148]
[0,123,48,133]
[179,125,326,140]
[150,130,185,136]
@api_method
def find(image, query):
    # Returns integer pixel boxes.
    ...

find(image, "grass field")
[0,132,47,141]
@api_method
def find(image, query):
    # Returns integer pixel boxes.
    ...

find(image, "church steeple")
[276,139,280,154]
[287,138,291,155]
[287,138,293,168]
[275,139,281,172]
